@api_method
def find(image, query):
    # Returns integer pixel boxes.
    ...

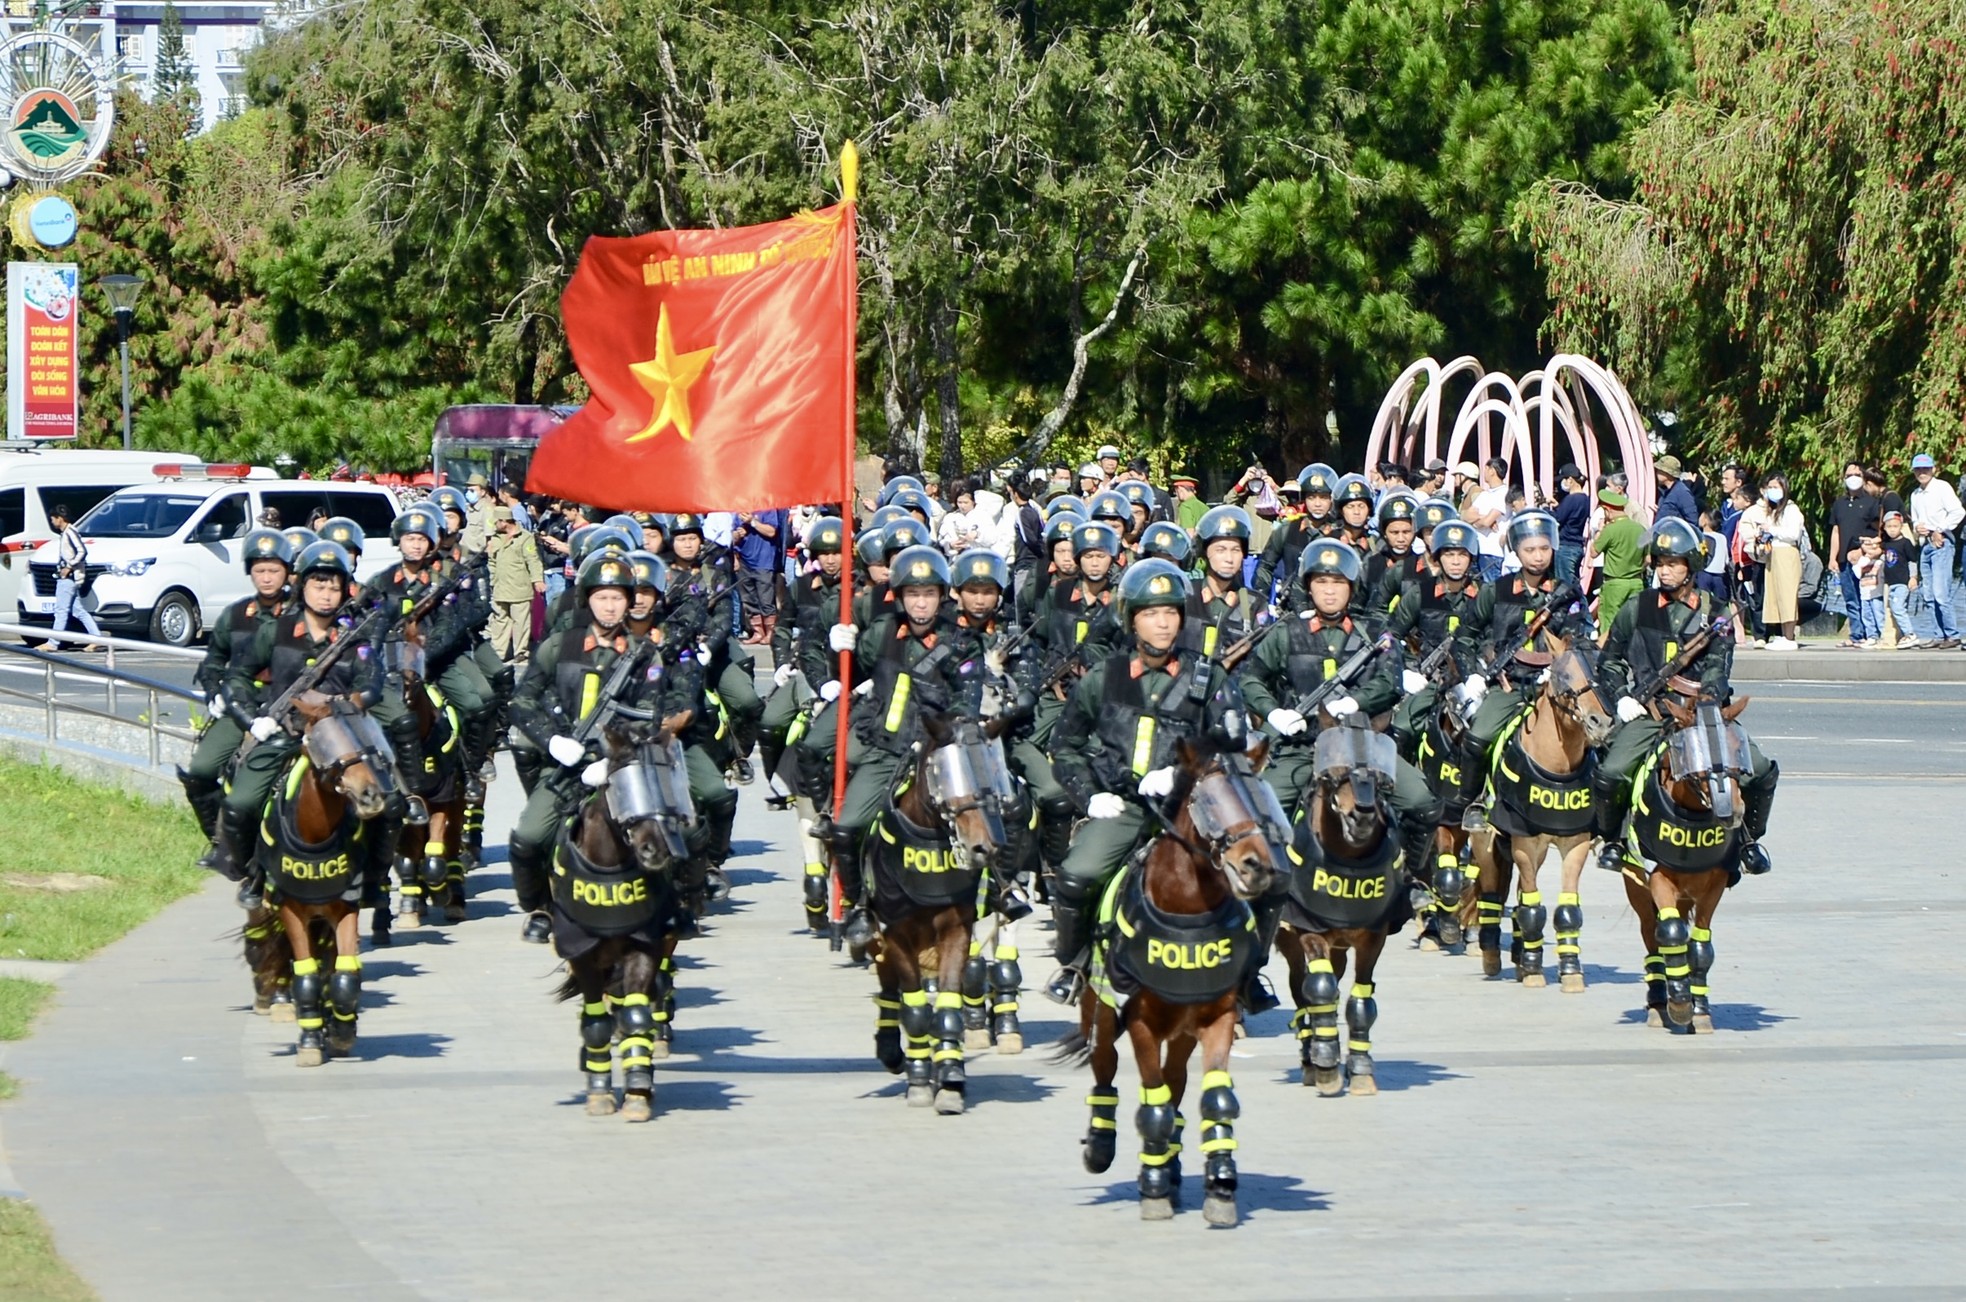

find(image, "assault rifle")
[256,600,391,740]
[1416,635,1459,687]
[1471,586,1579,685]
[1289,632,1396,720]
[568,639,658,746]
[1630,607,1735,713]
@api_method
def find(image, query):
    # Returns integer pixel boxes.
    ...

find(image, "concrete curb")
[1733,647,1966,681]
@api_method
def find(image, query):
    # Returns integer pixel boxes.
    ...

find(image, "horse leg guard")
[991,943,1023,1053]
[961,945,991,1045]
[1136,1085,1178,1213]
[461,798,486,872]
[1301,958,1342,1087]
[1642,952,1667,1026]
[1478,891,1506,976]
[614,993,656,1100]
[800,818,830,933]
[650,956,675,1055]
[1513,891,1548,985]
[1554,892,1585,990]
[580,1001,615,1109]
[395,850,425,926]
[418,836,449,891]
[442,855,468,921]
[1432,851,1467,948]
[1344,984,1379,1095]
[1656,909,1693,1027]
[900,990,935,1104]
[1198,1070,1241,1225]
[873,995,904,1073]
[326,955,362,1053]
[932,990,967,1112]
[1740,760,1777,874]
[1688,926,1716,1032]
[292,958,326,1067]
[1083,1086,1120,1173]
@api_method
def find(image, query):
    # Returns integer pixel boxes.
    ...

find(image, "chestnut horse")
[385,624,468,932]
[1471,637,1615,989]
[553,715,696,1121]
[864,711,1019,1115]
[1620,693,1752,1033]
[1056,738,1279,1227]
[248,693,397,1066]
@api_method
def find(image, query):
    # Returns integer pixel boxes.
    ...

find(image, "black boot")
[1239,890,1285,1014]
[510,841,553,942]
[1450,751,1487,823]
[215,806,262,908]
[828,824,874,948]
[178,768,224,871]
[1044,898,1089,1005]
[1591,779,1630,872]
[1739,760,1777,875]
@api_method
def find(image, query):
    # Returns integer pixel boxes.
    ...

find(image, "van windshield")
[77,492,206,538]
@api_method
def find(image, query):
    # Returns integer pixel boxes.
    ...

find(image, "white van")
[0,447,199,628]
[17,465,405,646]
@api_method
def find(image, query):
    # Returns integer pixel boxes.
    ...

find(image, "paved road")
[4,685,1966,1299]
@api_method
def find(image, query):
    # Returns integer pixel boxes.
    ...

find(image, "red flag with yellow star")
[526,202,857,511]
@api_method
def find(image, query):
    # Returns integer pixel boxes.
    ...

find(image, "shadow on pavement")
[960,1072,1061,1108]
[669,1024,764,1053]
[656,1079,743,1113]
[1616,1002,1790,1033]
[1080,1172,1329,1219]
[1578,962,1644,986]
[360,960,425,981]
[345,1032,455,1061]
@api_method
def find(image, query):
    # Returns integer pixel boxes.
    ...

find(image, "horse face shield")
[1188,769,1280,899]
[383,639,426,683]
[925,724,1017,853]
[1669,704,1751,821]
[607,738,695,867]
[1314,723,1397,815]
[303,707,399,818]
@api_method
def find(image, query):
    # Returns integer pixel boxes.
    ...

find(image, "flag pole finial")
[841,140,859,204]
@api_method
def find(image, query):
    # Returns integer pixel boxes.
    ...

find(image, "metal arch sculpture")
[1363,354,1656,517]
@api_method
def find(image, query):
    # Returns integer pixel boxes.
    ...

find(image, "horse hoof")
[1438,921,1464,948]
[1348,1073,1378,1097]
[1667,998,1693,1028]
[296,1046,325,1069]
[1560,971,1587,993]
[1140,1197,1175,1222]
[934,1088,966,1116]
[1646,1007,1665,1029]
[648,1037,672,1060]
[963,1027,992,1051]
[1417,934,1441,953]
[620,1093,653,1123]
[399,910,423,931]
[995,1032,1024,1056]
[1692,1013,1714,1034]
[1481,949,1501,978]
[327,1029,357,1057]
[586,1091,617,1117]
[906,1084,935,1108]
[251,995,272,1016]
[1520,972,1547,989]
[1314,1067,1345,1097]
[270,1002,297,1025]
[1203,1194,1240,1227]
[444,903,468,923]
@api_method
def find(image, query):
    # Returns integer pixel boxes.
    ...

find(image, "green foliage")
[1521,0,1966,503]
[154,2,202,127]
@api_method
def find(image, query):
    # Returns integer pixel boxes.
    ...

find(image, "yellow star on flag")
[625,302,717,443]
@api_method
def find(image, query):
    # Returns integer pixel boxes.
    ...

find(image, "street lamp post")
[98,274,143,450]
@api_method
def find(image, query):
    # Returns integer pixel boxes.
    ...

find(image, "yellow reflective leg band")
[1131,717,1156,776]
[293,958,319,976]
[934,990,962,1010]
[1140,1083,1172,1106]
[884,673,913,733]
[425,840,446,857]
[335,955,360,973]
[1201,1069,1232,1091]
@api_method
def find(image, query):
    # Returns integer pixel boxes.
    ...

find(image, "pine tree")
[152,2,202,130]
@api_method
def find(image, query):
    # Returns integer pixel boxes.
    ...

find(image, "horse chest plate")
[1632,762,1736,872]
[1286,816,1403,932]
[871,810,981,909]
[261,801,365,904]
[1489,731,1595,837]
[551,840,664,937]
[1101,870,1254,1006]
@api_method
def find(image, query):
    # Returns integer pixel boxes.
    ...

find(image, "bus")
[430,404,573,494]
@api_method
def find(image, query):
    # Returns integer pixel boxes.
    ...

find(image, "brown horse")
[385,626,469,932]
[552,715,696,1121]
[1471,636,1615,989]
[1056,738,1280,1226]
[865,711,1019,1115]
[1620,693,1752,1033]
[248,693,396,1066]
[1275,720,1408,1097]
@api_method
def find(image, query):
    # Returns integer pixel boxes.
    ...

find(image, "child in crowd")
[1851,534,1885,648]
[1881,511,1920,648]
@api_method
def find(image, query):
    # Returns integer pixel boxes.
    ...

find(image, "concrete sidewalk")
[5,720,1966,1298]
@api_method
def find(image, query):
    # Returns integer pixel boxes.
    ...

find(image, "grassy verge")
[0,1199,95,1301]
[0,758,206,962]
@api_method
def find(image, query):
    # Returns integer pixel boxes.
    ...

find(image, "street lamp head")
[98,273,143,315]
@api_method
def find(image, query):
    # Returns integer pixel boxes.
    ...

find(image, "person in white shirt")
[1909,452,1964,645]
[1464,457,1511,581]
[47,503,106,651]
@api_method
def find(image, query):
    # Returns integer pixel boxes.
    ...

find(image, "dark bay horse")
[248,693,396,1066]
[1056,738,1280,1226]
[1471,637,1614,989]
[1276,720,1410,1096]
[864,711,1019,1115]
[385,627,468,931]
[1620,693,1752,1033]
[553,715,696,1122]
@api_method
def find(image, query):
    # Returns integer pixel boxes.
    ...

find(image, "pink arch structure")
[1364,354,1657,519]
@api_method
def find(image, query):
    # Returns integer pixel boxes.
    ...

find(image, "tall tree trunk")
[513,315,539,405]
[933,302,962,481]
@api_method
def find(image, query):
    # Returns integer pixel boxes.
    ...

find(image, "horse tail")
[1047,1028,1093,1068]
[238,907,291,991]
[552,969,584,1004]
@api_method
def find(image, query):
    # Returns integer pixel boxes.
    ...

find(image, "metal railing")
[0,623,203,771]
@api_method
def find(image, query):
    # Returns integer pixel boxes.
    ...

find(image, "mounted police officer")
[1331,474,1374,549]
[819,544,973,947]
[1362,492,1426,622]
[419,485,506,804]
[181,527,294,871]
[665,512,765,785]
[1388,519,1484,763]
[1044,559,1251,1006]
[1188,505,1263,666]
[507,552,667,944]
[762,515,845,794]
[1236,537,1439,878]
[218,541,388,896]
[1454,510,1589,814]
[1590,518,1778,876]
[1253,463,1339,602]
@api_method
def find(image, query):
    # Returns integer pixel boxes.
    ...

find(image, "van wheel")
[150,591,199,647]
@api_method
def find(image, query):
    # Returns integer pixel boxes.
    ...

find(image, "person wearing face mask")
[1737,475,1808,650]
[1829,460,1883,647]
[459,473,495,554]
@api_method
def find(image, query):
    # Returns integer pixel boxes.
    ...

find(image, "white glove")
[828,623,859,653]
[581,758,611,788]
[1266,708,1308,737]
[1401,669,1428,694]
[819,680,842,703]
[1324,695,1360,720]
[1463,674,1489,701]
[773,662,795,688]
[548,734,585,766]
[1616,696,1647,723]
[1087,792,1127,819]
[249,716,280,742]
[208,693,226,717]
[853,679,873,697]
[1137,767,1177,799]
